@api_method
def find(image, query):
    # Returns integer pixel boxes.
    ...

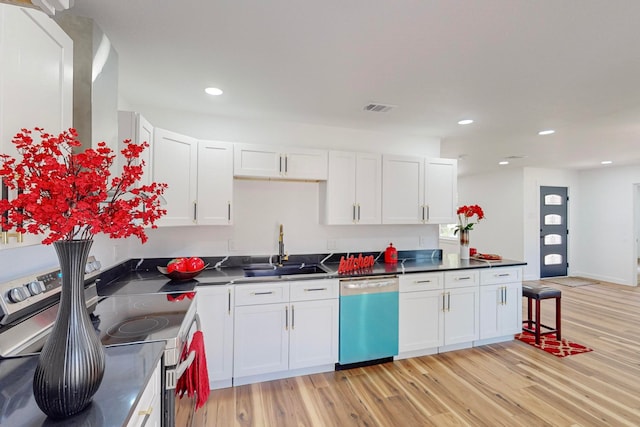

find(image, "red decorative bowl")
[157,265,208,281]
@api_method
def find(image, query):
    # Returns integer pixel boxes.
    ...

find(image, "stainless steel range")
[0,264,200,427]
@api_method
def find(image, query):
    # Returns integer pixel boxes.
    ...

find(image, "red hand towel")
[175,330,210,410]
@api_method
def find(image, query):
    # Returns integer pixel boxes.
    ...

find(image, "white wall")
[572,165,640,286]
[458,168,524,262]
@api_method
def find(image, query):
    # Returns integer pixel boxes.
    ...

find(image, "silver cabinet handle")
[227,289,231,315]
[279,155,283,173]
[227,202,231,221]
[193,201,197,222]
[285,155,288,173]
[447,292,451,311]
[304,287,328,292]
[357,203,361,221]
[353,204,357,222]
[251,291,274,296]
[497,273,510,277]
[291,305,295,329]
[425,205,429,221]
[285,306,289,331]
[455,276,472,281]
[422,205,426,221]
[415,280,432,284]
[442,293,446,312]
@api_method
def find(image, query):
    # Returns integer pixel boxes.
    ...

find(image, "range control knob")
[27,280,45,296]
[7,287,28,303]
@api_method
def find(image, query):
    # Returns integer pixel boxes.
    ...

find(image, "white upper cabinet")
[153,128,198,226]
[0,5,72,249]
[197,140,234,225]
[118,111,154,187]
[382,155,457,224]
[424,158,457,224]
[323,151,381,224]
[382,155,424,224]
[234,143,328,181]
[153,129,234,226]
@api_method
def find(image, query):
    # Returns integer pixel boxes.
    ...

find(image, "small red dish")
[157,265,208,281]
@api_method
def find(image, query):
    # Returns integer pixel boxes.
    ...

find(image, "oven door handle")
[175,350,197,380]
[166,313,201,389]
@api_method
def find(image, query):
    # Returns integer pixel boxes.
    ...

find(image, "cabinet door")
[233,143,281,178]
[284,148,328,180]
[0,5,72,250]
[325,151,357,224]
[355,152,382,224]
[479,282,522,339]
[153,128,198,226]
[443,286,479,345]
[500,282,522,336]
[424,158,457,224]
[399,290,444,352]
[197,286,233,389]
[233,303,289,378]
[382,155,424,224]
[289,299,339,369]
[479,284,502,340]
[118,111,154,187]
[197,141,234,225]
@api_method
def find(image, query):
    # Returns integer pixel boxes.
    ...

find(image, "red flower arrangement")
[455,204,485,234]
[0,127,167,244]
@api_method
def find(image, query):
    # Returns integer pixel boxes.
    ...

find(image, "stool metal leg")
[555,296,561,341]
[535,299,541,345]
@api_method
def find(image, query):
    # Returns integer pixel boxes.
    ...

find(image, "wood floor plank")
[188,280,640,426]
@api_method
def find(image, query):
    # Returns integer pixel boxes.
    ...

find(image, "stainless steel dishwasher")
[337,276,399,368]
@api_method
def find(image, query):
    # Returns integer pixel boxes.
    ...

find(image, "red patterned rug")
[515,331,593,357]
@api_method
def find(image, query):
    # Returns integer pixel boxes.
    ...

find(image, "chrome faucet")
[277,224,288,266]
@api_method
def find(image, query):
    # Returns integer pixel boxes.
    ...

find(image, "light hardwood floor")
[184,280,640,426]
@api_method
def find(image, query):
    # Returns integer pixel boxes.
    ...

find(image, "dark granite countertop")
[95,251,526,293]
[0,341,165,427]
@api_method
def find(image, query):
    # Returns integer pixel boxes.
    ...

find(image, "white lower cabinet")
[478,267,523,343]
[197,285,234,389]
[398,270,480,358]
[233,279,338,386]
[127,359,161,427]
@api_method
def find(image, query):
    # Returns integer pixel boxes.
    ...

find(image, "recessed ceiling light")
[538,129,555,135]
[458,119,474,125]
[601,160,613,165]
[205,87,223,96]
[498,161,509,165]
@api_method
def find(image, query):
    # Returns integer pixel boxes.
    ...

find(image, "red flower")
[455,204,485,234]
[0,128,167,244]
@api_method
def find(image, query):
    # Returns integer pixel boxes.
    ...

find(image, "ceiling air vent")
[363,103,396,113]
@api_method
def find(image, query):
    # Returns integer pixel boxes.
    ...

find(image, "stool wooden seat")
[522,284,561,345]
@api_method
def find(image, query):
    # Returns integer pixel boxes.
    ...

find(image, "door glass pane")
[544,214,562,225]
[544,254,563,265]
[544,234,562,245]
[544,194,563,205]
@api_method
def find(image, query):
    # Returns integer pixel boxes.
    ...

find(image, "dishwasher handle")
[340,278,399,296]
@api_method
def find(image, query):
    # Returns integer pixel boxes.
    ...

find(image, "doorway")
[540,186,568,278]
[634,184,640,286]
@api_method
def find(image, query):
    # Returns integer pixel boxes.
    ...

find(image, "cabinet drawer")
[290,279,338,302]
[444,270,479,288]
[480,268,521,285]
[235,282,289,306]
[399,272,443,292]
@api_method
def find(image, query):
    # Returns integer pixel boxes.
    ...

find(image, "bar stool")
[522,284,561,345]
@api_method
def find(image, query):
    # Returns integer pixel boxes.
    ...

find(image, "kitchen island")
[0,341,165,427]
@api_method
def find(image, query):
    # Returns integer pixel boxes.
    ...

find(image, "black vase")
[33,239,105,419]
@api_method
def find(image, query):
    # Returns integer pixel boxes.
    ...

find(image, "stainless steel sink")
[243,263,329,277]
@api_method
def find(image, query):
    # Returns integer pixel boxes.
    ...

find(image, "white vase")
[459,229,470,260]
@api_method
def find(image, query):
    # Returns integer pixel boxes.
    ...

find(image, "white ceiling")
[64,0,640,176]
